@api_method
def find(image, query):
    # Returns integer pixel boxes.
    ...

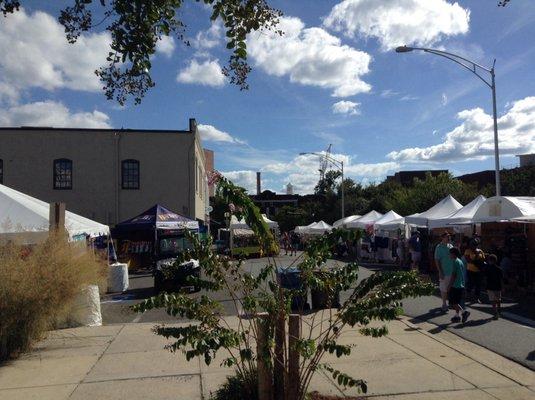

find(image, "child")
[485,254,503,319]
[448,247,470,324]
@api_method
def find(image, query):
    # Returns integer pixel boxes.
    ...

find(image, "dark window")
[0,159,3,184]
[122,159,140,189]
[53,158,72,189]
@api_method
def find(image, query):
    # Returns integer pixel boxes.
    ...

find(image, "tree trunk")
[287,314,301,400]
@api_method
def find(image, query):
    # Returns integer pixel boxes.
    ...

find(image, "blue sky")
[1,0,535,194]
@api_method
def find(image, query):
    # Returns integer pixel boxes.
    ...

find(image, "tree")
[383,173,480,215]
[501,166,535,196]
[133,174,434,399]
[273,205,307,233]
[0,0,282,105]
[314,170,341,196]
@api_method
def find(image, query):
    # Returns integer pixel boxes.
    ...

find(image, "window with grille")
[122,159,140,189]
[53,158,72,189]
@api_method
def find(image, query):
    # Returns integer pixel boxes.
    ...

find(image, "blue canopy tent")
[113,204,199,233]
[112,205,199,270]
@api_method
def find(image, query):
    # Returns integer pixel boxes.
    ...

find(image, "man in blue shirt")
[448,247,470,324]
[434,232,453,312]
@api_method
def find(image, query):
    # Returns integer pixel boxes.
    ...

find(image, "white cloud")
[0,9,110,96]
[332,100,360,116]
[441,93,448,106]
[0,100,111,128]
[387,96,535,163]
[193,22,223,50]
[156,36,176,57]
[381,89,399,98]
[177,59,226,87]
[0,82,19,105]
[323,0,470,51]
[247,16,372,97]
[400,94,419,101]
[263,152,399,193]
[221,170,258,193]
[198,124,245,144]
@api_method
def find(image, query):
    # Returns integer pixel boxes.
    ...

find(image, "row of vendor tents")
[295,194,535,234]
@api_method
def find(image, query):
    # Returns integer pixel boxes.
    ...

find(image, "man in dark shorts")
[448,247,470,324]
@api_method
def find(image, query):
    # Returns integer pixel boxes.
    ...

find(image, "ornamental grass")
[0,233,106,361]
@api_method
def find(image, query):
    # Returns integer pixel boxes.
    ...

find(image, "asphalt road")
[101,254,535,370]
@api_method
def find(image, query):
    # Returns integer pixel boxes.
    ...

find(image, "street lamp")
[299,152,345,218]
[395,45,501,196]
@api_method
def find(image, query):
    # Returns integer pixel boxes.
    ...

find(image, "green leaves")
[0,0,284,104]
[319,340,352,358]
[322,364,368,393]
[156,324,244,366]
[295,338,316,359]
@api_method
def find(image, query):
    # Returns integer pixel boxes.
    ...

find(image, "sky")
[1,0,535,194]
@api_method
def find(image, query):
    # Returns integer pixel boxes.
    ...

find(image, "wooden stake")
[288,314,301,400]
[256,313,273,400]
[49,202,66,235]
[274,311,285,400]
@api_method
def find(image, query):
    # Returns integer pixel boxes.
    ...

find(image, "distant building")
[250,190,299,218]
[204,149,215,197]
[457,170,495,190]
[386,170,449,186]
[286,183,294,195]
[517,153,535,167]
[0,119,209,225]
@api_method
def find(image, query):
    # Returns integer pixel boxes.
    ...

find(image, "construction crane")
[318,144,332,181]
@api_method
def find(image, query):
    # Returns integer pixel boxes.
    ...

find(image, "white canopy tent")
[346,210,383,229]
[472,196,535,223]
[294,222,314,234]
[374,210,404,231]
[428,195,486,229]
[305,220,333,235]
[405,195,463,227]
[512,214,535,223]
[333,215,361,228]
[0,183,110,242]
[229,214,279,230]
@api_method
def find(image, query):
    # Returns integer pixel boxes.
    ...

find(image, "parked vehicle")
[153,232,200,293]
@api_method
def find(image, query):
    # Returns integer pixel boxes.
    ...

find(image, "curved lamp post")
[395,45,501,196]
[299,152,345,218]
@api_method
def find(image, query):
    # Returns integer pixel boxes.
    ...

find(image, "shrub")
[210,368,258,400]
[0,234,107,361]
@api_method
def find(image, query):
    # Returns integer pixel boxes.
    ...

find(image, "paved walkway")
[0,317,534,400]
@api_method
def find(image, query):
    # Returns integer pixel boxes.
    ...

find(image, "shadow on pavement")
[452,317,493,329]
[408,307,447,324]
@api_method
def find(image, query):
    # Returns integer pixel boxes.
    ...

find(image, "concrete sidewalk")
[0,317,534,400]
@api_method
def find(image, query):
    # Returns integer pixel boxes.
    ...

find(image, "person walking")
[485,254,504,319]
[290,231,300,256]
[434,232,453,312]
[448,247,470,324]
[283,232,290,255]
[464,238,485,303]
[408,231,422,271]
